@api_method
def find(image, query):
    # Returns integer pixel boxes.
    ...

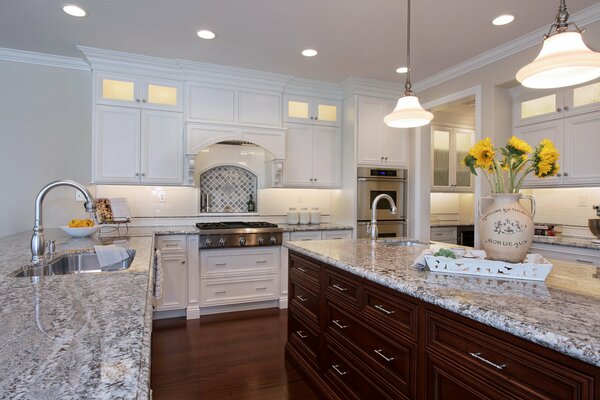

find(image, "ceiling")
[1,0,598,83]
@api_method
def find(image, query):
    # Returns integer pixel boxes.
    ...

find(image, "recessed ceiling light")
[197,30,216,40]
[302,49,318,57]
[396,67,408,74]
[62,4,87,17]
[492,14,515,26]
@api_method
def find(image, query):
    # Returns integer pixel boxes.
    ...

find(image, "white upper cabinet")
[431,126,474,192]
[512,78,600,126]
[94,105,183,184]
[357,96,409,168]
[95,72,183,112]
[283,123,341,188]
[283,95,341,126]
[185,83,282,127]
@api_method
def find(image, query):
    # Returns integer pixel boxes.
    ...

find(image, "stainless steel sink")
[382,240,425,247]
[13,249,136,277]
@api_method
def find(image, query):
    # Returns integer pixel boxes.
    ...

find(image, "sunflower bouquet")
[462,136,560,193]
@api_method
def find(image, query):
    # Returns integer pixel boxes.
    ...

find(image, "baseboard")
[278,295,288,309]
[153,309,186,320]
[186,305,200,320]
[199,300,279,315]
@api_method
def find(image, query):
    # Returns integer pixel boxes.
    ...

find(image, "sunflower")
[468,138,495,170]
[532,139,560,177]
[506,136,532,155]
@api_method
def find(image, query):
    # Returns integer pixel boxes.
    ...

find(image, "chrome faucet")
[367,194,398,241]
[31,180,96,263]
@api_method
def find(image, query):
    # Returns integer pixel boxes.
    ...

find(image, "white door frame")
[413,85,483,245]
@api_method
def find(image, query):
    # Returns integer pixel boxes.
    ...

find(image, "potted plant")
[463,136,560,262]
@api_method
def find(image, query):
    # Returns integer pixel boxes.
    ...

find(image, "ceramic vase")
[478,193,536,263]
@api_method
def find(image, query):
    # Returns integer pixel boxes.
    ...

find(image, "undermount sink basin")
[382,240,425,247]
[13,249,136,277]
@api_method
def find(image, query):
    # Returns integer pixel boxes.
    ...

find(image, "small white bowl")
[60,225,100,238]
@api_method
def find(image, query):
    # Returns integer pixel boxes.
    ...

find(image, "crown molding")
[283,77,342,99]
[413,2,600,93]
[340,76,404,100]
[177,59,292,92]
[0,47,89,70]
[78,46,184,80]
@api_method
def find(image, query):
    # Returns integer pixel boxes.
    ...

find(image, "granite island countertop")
[284,238,600,367]
[0,229,155,399]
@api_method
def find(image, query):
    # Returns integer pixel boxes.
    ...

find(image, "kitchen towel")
[154,249,163,301]
[94,244,130,268]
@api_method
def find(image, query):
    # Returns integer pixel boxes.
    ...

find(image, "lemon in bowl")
[61,219,99,237]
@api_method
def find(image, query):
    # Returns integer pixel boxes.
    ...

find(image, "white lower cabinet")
[200,247,281,309]
[156,235,188,312]
[530,242,600,266]
[430,226,458,245]
[321,230,353,240]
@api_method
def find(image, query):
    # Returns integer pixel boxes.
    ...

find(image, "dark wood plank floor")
[151,308,319,400]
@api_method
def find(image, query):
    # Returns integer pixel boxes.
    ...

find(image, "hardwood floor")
[151,308,319,400]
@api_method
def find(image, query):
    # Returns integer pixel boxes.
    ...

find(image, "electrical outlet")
[75,191,86,202]
[577,194,587,207]
[158,191,166,202]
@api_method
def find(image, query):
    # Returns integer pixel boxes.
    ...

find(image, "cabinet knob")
[136,99,141,103]
[181,260,186,264]
[564,105,569,111]
[314,116,318,120]
[556,107,562,112]
[314,178,317,181]
[142,99,146,103]
[563,172,569,176]
[310,116,314,120]
[384,157,388,161]
[557,173,562,177]
[141,173,146,177]
[135,173,140,176]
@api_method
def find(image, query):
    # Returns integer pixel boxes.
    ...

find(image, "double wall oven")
[357,167,407,239]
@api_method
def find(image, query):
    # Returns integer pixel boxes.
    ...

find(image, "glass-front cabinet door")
[284,95,341,126]
[96,73,182,111]
[431,126,474,192]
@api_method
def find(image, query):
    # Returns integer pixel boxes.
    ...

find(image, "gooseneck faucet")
[367,194,398,242]
[31,180,96,263]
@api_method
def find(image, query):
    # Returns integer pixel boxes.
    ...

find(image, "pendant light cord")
[404,0,413,96]
[546,0,583,38]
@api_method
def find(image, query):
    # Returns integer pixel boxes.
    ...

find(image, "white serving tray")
[423,253,553,281]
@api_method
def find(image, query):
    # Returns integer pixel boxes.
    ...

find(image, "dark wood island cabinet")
[285,251,600,400]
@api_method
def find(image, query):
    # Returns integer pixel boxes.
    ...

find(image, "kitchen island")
[0,229,156,399]
[285,238,600,399]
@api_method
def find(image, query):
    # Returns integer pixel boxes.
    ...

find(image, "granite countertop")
[0,229,154,399]
[284,238,600,367]
[278,223,353,232]
[532,235,600,250]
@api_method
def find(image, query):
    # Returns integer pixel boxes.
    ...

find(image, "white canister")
[310,208,321,224]
[287,208,299,224]
[299,208,310,225]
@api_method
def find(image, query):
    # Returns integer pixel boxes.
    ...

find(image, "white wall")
[522,188,600,227]
[0,60,92,238]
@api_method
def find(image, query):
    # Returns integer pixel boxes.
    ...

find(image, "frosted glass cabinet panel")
[431,126,474,192]
[147,84,179,106]
[283,95,341,126]
[521,94,556,120]
[102,79,135,102]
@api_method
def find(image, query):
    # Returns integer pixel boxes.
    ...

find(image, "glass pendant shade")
[384,95,434,128]
[517,31,600,89]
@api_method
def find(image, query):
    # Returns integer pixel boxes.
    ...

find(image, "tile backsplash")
[200,165,257,213]
[522,187,600,227]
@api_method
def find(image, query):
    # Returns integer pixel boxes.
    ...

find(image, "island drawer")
[363,284,418,340]
[326,302,416,399]
[156,235,187,253]
[325,269,360,307]
[425,308,596,400]
[289,279,319,324]
[288,311,320,370]
[289,253,321,289]
[323,338,400,400]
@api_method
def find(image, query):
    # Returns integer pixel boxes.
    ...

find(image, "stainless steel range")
[196,221,283,248]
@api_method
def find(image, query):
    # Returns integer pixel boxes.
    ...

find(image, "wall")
[0,60,92,238]
[95,185,333,217]
[430,193,475,225]
[521,188,600,227]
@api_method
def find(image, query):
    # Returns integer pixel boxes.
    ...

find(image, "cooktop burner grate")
[195,221,278,230]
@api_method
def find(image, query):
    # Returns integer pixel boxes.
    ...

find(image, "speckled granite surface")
[285,238,600,367]
[533,235,600,250]
[278,223,353,232]
[0,230,154,399]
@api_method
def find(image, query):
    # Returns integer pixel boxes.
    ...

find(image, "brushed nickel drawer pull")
[215,263,227,266]
[301,238,312,241]
[332,284,348,292]
[332,364,348,376]
[256,287,267,291]
[297,266,309,273]
[374,304,395,315]
[256,260,267,264]
[374,349,395,362]
[469,352,507,370]
[332,319,349,329]
[296,295,308,302]
[296,330,308,339]
[215,290,226,294]
[575,259,594,264]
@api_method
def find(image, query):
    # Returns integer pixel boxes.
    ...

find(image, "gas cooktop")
[196,221,283,248]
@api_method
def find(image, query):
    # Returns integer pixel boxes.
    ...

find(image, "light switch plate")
[578,194,587,207]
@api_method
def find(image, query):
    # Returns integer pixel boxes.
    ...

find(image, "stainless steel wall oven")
[357,167,407,238]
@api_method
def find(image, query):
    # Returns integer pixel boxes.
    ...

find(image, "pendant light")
[516,0,600,89]
[384,0,433,128]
